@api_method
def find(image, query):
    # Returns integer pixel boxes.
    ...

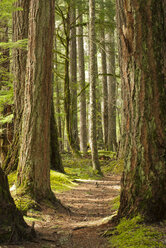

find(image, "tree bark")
[100,0,108,150]
[17,0,55,200]
[77,3,87,155]
[89,0,101,173]
[69,1,80,151]
[117,0,166,221]
[107,32,117,151]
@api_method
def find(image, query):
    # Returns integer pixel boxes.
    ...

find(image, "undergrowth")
[107,216,165,248]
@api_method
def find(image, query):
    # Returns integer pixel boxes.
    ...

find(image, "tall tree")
[89,0,101,173]
[100,0,108,150]
[3,0,30,173]
[117,0,166,221]
[69,0,80,151]
[0,167,33,242]
[77,2,87,155]
[17,0,55,200]
[107,32,117,151]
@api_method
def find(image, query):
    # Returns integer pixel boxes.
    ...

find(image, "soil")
[2,174,121,248]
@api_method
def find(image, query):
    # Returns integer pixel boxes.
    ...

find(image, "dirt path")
[5,174,121,248]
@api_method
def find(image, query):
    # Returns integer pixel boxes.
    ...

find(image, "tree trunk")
[69,1,80,151]
[117,0,166,221]
[0,167,34,243]
[3,0,30,173]
[17,0,55,200]
[50,96,64,173]
[107,32,117,151]
[77,3,87,155]
[100,0,108,150]
[89,0,101,173]
[64,6,81,157]
[54,30,63,152]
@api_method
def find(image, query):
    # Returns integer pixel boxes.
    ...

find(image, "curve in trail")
[52,175,121,248]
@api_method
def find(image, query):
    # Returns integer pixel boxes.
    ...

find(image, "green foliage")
[108,216,165,248]
[0,0,22,21]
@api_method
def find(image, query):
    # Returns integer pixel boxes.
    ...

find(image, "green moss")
[102,159,124,175]
[107,216,165,248]
[15,195,39,214]
[110,195,120,211]
[7,171,17,187]
[50,170,77,192]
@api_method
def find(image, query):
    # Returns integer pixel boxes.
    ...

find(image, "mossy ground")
[105,216,165,248]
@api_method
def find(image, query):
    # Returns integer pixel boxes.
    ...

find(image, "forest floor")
[5,174,121,248]
[2,153,166,248]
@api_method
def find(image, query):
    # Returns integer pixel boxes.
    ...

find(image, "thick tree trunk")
[107,32,117,151]
[69,2,80,151]
[117,0,166,221]
[77,4,87,155]
[89,0,101,173]
[0,167,34,243]
[3,0,30,173]
[17,0,55,200]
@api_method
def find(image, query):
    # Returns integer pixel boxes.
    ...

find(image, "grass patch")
[107,216,165,248]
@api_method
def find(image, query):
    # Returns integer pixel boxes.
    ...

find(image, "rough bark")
[2,0,30,173]
[69,1,80,151]
[17,0,55,200]
[77,4,87,155]
[117,0,166,221]
[89,0,101,173]
[107,32,117,151]
[0,167,34,243]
